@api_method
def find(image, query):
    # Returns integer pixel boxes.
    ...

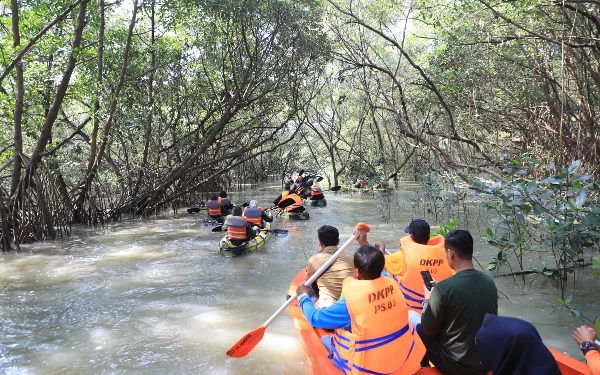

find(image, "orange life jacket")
[284,193,304,212]
[206,199,222,217]
[332,276,425,375]
[243,206,263,226]
[310,187,323,199]
[396,235,453,312]
[224,216,248,241]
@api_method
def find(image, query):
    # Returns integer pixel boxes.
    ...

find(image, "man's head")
[405,219,430,245]
[354,245,384,280]
[284,184,291,191]
[444,229,474,269]
[317,225,339,247]
[219,191,228,198]
[210,195,218,201]
[232,206,243,216]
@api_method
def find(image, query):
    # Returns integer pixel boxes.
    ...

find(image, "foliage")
[431,218,458,237]
[475,156,600,297]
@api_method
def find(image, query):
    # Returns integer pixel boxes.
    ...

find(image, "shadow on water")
[0,182,598,374]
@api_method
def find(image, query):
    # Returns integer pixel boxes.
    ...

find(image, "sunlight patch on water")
[0,254,95,285]
[98,245,177,262]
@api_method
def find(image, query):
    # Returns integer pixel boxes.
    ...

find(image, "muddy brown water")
[1,182,598,374]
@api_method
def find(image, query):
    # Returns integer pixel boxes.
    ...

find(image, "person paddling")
[296,245,426,375]
[206,195,225,223]
[224,206,258,245]
[243,200,273,228]
[357,219,454,312]
[219,191,233,213]
[307,181,325,200]
[273,185,292,206]
[274,186,305,213]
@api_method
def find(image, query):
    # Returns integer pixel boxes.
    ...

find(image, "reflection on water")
[0,183,598,374]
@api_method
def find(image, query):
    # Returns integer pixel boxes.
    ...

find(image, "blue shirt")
[298,294,351,330]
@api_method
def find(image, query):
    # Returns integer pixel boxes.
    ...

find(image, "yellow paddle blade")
[226,325,266,358]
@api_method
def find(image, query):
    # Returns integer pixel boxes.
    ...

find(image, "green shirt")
[421,268,498,375]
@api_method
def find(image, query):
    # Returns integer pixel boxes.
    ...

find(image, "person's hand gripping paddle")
[225,222,371,358]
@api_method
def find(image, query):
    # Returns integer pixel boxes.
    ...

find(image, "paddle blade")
[226,326,266,358]
[271,229,289,237]
[187,207,201,214]
[356,222,371,232]
[316,176,323,182]
[212,225,223,232]
[298,169,304,176]
[329,185,341,192]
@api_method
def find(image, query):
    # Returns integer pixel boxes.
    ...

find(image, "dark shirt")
[421,268,498,375]
[245,223,256,239]
[261,211,273,223]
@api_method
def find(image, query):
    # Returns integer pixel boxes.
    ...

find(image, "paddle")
[596,339,600,347]
[226,222,371,358]
[324,185,341,192]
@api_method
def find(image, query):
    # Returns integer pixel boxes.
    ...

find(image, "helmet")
[249,200,258,207]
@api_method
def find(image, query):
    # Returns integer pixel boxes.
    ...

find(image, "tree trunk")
[10,0,23,199]
[132,0,155,197]
[75,0,138,219]
[84,0,105,203]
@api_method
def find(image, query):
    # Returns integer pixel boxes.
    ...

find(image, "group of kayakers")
[205,179,327,245]
[295,219,600,375]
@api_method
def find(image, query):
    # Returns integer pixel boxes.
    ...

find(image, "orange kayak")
[287,268,590,375]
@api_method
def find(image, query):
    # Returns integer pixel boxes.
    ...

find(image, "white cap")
[249,200,258,207]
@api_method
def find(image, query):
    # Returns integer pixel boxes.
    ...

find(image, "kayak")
[287,268,590,375]
[279,211,310,220]
[219,222,271,257]
[305,199,327,207]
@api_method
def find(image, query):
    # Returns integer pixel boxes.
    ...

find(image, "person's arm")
[585,351,600,375]
[420,285,444,336]
[278,197,295,208]
[574,326,600,375]
[261,211,273,222]
[299,295,351,330]
[384,251,407,276]
[246,224,256,238]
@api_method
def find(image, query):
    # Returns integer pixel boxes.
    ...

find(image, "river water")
[1,182,599,374]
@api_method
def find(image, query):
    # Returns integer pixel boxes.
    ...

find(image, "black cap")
[405,219,430,243]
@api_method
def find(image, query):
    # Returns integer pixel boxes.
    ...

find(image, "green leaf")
[576,190,587,206]
[565,295,573,304]
[539,190,553,200]
[595,318,600,333]
[526,182,538,194]
[571,309,585,322]
[486,228,494,237]
[546,162,555,170]
[568,160,581,174]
